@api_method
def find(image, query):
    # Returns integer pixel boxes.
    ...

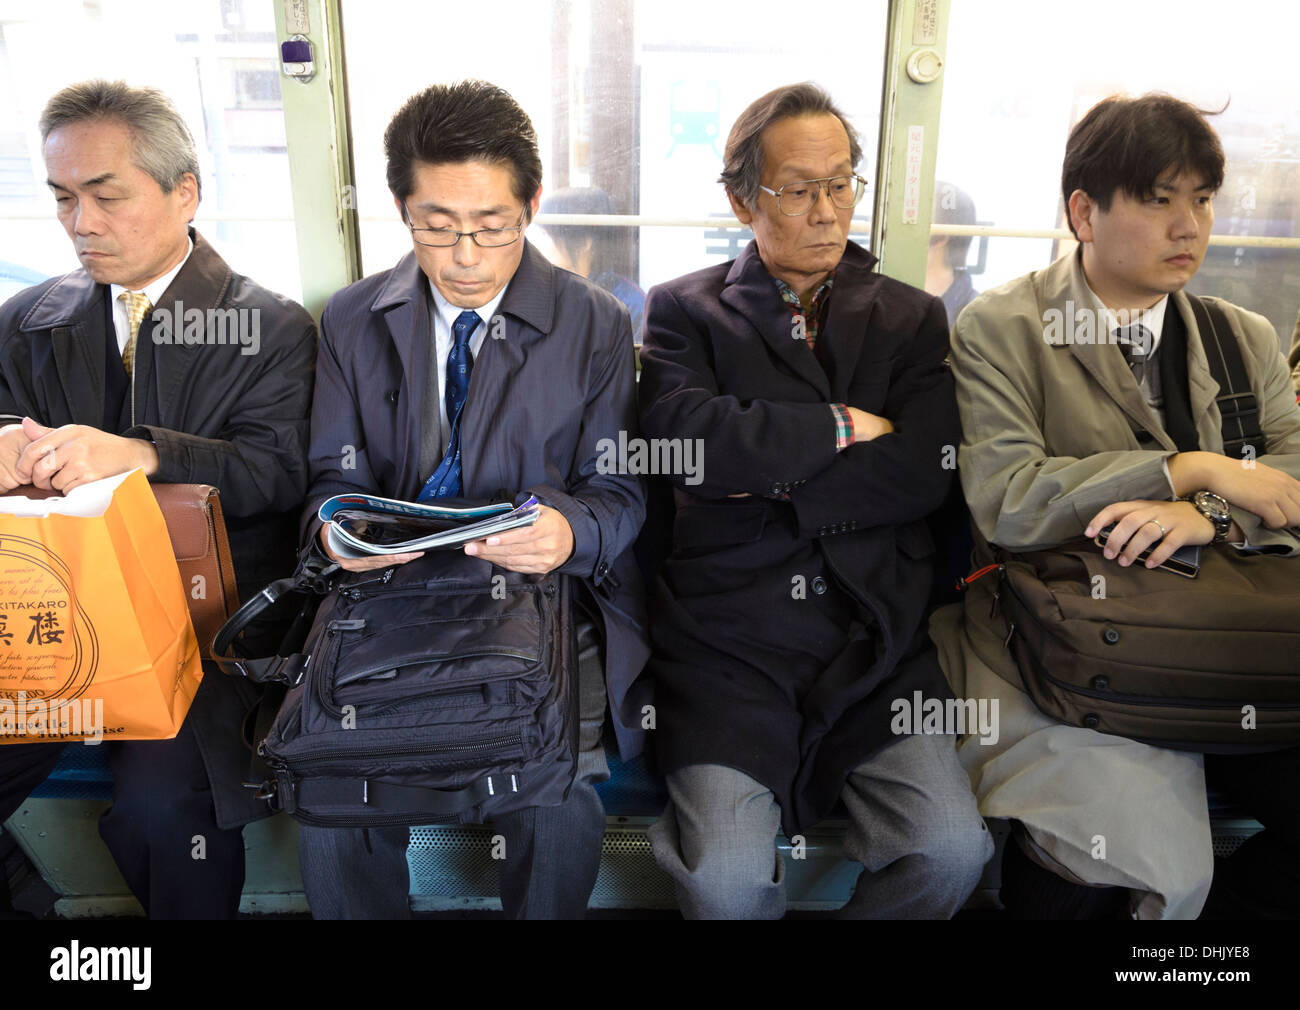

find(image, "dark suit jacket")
[638,240,959,831]
[0,229,317,827]
[304,240,651,756]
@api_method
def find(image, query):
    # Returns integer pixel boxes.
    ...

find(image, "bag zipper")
[272,731,524,768]
[340,579,538,602]
[1029,659,1300,711]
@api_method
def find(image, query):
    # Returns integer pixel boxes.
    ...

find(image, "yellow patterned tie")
[118,290,152,378]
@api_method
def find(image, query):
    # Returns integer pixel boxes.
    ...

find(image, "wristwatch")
[1191,490,1232,544]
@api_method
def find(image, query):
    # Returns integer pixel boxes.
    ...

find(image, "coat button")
[811,577,827,595]
[818,526,827,536]
[1102,627,1120,645]
[386,388,399,404]
[1091,676,1109,691]
[597,562,609,579]
[1083,713,1100,729]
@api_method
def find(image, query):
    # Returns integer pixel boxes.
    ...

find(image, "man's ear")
[727,188,754,226]
[1068,189,1097,243]
[527,186,542,227]
[176,172,199,222]
[392,192,406,220]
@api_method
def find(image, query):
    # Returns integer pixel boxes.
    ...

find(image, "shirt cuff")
[830,403,854,451]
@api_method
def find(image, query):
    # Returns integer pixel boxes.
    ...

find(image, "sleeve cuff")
[830,403,855,451]
[521,484,602,579]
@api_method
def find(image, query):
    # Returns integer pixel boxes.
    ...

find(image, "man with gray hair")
[0,80,315,918]
[638,82,992,918]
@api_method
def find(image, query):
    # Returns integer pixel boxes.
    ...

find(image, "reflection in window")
[935,0,1300,344]
[0,1,300,303]
[340,0,887,304]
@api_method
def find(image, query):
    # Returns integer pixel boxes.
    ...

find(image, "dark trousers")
[1200,747,1300,918]
[1001,746,1300,919]
[0,742,66,912]
[98,720,246,919]
[0,742,66,825]
[2,725,244,918]
[298,619,610,919]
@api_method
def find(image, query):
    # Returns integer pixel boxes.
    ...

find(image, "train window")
[338,0,887,334]
[0,0,302,303]
[931,0,1300,344]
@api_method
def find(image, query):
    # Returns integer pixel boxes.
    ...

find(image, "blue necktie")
[417,310,480,501]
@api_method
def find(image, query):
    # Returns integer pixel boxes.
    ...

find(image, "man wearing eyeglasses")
[637,83,991,918]
[298,80,649,918]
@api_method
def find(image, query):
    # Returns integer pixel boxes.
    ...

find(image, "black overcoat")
[638,240,958,832]
[0,229,317,827]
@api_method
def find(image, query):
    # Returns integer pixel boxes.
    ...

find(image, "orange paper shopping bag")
[0,468,201,743]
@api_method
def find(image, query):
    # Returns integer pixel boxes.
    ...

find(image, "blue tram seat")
[29,744,112,802]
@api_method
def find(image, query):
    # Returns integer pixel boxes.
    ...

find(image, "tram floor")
[3,802,1262,920]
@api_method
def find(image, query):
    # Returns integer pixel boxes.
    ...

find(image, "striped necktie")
[118,290,152,378]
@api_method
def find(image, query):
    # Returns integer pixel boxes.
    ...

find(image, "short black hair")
[384,80,542,219]
[540,186,619,267]
[1061,93,1225,239]
[932,180,975,269]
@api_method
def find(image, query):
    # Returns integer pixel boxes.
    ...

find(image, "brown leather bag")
[974,536,1300,752]
[150,484,240,659]
[12,482,239,660]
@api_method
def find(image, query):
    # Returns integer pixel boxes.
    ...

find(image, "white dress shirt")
[109,237,194,355]
[427,278,507,458]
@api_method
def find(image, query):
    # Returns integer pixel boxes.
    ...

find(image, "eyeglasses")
[403,205,527,248]
[756,174,867,217]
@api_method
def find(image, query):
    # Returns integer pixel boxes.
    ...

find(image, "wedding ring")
[1143,518,1167,537]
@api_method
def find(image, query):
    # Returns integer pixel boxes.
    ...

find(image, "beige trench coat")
[932,250,1300,918]
[1289,308,1300,394]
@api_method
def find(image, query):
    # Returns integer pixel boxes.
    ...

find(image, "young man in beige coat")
[932,93,1300,919]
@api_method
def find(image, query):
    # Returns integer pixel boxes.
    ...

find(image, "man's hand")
[1169,451,1300,529]
[0,423,33,491]
[1085,499,1220,569]
[464,504,574,574]
[15,418,160,493]
[846,407,894,442]
[318,522,424,572]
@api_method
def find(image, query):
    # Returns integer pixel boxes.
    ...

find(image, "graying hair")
[719,82,863,208]
[39,80,202,201]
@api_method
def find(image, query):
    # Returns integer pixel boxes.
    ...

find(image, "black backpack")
[213,546,578,827]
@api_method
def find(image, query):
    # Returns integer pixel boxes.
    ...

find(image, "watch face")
[1194,491,1231,522]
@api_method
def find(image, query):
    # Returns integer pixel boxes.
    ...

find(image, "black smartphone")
[1093,524,1201,578]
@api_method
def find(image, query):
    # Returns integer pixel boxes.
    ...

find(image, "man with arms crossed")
[638,83,992,919]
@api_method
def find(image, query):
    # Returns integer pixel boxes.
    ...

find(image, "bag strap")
[291,772,520,818]
[1188,295,1267,461]
[210,542,340,683]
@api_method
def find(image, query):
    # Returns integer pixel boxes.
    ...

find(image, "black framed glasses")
[403,205,527,248]
[756,174,868,217]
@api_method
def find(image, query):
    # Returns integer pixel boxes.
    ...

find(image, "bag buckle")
[247,779,279,803]
[294,541,341,594]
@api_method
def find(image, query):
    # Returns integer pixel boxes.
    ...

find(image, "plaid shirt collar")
[774,276,833,349]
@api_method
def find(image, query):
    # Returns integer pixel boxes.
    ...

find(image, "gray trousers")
[298,618,609,919]
[648,732,993,919]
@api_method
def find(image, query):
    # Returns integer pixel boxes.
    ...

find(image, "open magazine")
[319,492,540,559]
